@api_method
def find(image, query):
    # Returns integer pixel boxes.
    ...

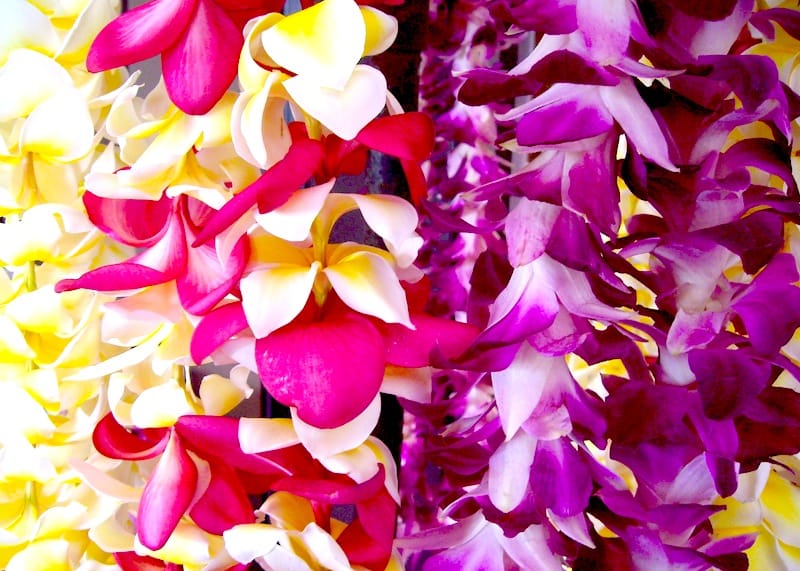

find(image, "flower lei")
[1,0,800,570]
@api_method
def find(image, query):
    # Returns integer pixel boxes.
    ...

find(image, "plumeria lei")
[2,0,800,570]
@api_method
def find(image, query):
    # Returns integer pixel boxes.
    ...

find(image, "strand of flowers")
[0,1,151,568]
[1,0,484,570]
[399,0,800,569]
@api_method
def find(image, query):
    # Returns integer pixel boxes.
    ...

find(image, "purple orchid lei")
[2,0,800,569]
[399,0,800,569]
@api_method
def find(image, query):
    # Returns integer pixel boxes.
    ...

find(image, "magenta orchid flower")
[87,0,284,115]
[55,192,248,315]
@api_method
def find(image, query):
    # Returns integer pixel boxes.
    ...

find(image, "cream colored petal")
[5,285,73,334]
[56,0,119,64]
[238,418,300,454]
[7,539,72,571]
[223,524,282,563]
[0,315,37,362]
[0,1,59,65]
[290,393,381,459]
[256,180,334,242]
[134,521,211,566]
[324,249,412,327]
[381,366,432,404]
[348,193,422,267]
[240,13,284,92]
[130,380,199,428]
[0,433,57,482]
[261,0,364,90]
[761,470,800,547]
[0,49,71,121]
[19,88,94,162]
[300,523,352,571]
[283,65,386,140]
[89,511,137,553]
[232,76,292,169]
[64,323,172,381]
[198,373,252,416]
[240,264,319,338]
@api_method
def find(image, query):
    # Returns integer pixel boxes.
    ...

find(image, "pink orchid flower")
[87,0,285,115]
[55,192,248,315]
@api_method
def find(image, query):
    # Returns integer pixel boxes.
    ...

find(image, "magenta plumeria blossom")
[87,0,285,114]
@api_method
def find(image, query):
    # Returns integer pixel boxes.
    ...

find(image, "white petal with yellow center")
[238,418,300,454]
[256,180,334,242]
[6,539,72,571]
[199,372,252,416]
[19,88,94,162]
[324,248,413,327]
[129,380,199,428]
[348,193,422,268]
[134,521,211,566]
[0,49,71,121]
[240,263,320,338]
[0,1,59,66]
[290,393,381,460]
[283,65,387,140]
[261,0,365,90]
[6,285,74,335]
[223,523,283,563]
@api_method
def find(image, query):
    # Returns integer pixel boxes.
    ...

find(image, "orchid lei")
[1,0,800,570]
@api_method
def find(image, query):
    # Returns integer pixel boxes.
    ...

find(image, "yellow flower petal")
[0,49,70,121]
[19,88,94,162]
[130,380,199,428]
[240,263,320,338]
[324,249,412,327]
[199,372,252,416]
[6,539,72,571]
[6,285,74,334]
[761,470,800,546]
[0,315,36,361]
[135,521,211,567]
[361,7,398,56]
[0,1,59,66]
[261,0,365,90]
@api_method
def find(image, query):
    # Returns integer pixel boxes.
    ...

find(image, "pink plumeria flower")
[87,0,285,114]
[56,192,248,316]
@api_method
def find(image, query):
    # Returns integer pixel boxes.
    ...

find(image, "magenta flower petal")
[189,461,254,534]
[272,464,386,505]
[689,349,771,420]
[178,233,248,315]
[355,112,435,161]
[337,488,397,571]
[138,432,198,551]
[55,263,169,294]
[193,138,325,246]
[113,551,170,571]
[256,314,386,428]
[87,0,197,72]
[83,192,173,248]
[381,314,479,368]
[161,0,242,115]
[92,413,168,461]
[190,302,248,364]
[517,97,614,146]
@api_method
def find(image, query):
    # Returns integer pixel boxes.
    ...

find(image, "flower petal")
[261,0,365,90]
[355,111,435,161]
[87,0,196,71]
[83,192,173,248]
[324,249,412,327]
[138,432,199,550]
[190,302,249,364]
[241,264,319,338]
[161,0,242,115]
[284,64,387,140]
[256,313,386,428]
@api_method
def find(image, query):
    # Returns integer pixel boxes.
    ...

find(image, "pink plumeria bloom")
[87,0,285,114]
[55,192,248,315]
